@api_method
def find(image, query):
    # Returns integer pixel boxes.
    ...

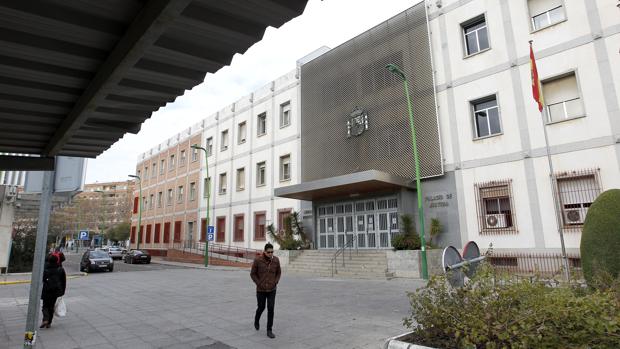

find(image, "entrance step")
[285,250,389,279]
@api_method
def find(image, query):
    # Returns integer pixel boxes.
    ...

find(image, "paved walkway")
[0,267,424,349]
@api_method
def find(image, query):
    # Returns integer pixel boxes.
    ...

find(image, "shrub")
[429,218,442,246]
[581,189,620,285]
[391,215,421,250]
[404,263,620,348]
[267,211,310,250]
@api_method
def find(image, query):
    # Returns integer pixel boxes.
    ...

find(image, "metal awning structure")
[274,170,415,201]
[0,0,309,168]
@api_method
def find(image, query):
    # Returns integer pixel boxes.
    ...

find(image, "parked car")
[123,250,151,264]
[107,246,124,260]
[80,250,114,272]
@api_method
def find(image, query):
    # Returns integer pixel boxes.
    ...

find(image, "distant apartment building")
[131,70,303,252]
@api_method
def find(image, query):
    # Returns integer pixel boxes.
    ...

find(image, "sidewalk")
[0,272,86,285]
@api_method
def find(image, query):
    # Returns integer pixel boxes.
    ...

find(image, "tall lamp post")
[94,190,107,247]
[386,63,429,280]
[128,175,142,251]
[191,144,210,267]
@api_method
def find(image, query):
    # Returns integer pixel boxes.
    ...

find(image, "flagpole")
[530,40,570,281]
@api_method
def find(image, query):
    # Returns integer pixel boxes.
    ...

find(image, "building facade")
[132,70,303,252]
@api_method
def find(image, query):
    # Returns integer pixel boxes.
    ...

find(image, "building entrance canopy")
[274,170,415,201]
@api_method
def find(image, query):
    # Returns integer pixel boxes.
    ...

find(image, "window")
[528,0,565,31]
[216,217,226,242]
[169,154,175,170]
[146,225,151,243]
[160,159,165,174]
[257,112,267,136]
[234,215,244,242]
[157,191,162,208]
[191,145,198,162]
[280,102,291,128]
[206,137,213,157]
[173,221,182,242]
[203,177,211,198]
[144,166,149,179]
[256,161,266,187]
[472,95,501,138]
[279,154,291,181]
[475,180,517,234]
[180,150,186,166]
[219,173,227,194]
[542,73,584,123]
[130,226,136,243]
[200,218,207,242]
[187,221,194,242]
[177,186,184,202]
[236,168,245,191]
[167,189,173,205]
[189,182,196,201]
[137,169,141,178]
[462,15,489,56]
[221,130,229,151]
[238,121,247,144]
[555,169,601,230]
[149,194,154,209]
[142,196,146,211]
[152,163,157,178]
[278,209,292,234]
[163,222,171,243]
[154,223,161,243]
[254,212,266,241]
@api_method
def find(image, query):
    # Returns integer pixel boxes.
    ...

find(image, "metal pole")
[539,108,571,281]
[192,145,209,267]
[23,170,55,348]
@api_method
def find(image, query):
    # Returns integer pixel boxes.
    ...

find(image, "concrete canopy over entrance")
[0,0,309,169]
[274,170,415,201]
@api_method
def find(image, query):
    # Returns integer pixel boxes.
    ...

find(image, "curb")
[0,273,87,286]
[383,332,436,349]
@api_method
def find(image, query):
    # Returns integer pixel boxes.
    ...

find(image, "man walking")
[250,243,281,339]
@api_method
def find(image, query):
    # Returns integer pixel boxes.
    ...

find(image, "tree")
[107,222,130,243]
[267,211,310,250]
[581,189,620,285]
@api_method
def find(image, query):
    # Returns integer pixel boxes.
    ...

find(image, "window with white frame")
[203,177,211,198]
[257,112,267,136]
[462,15,489,56]
[160,159,165,174]
[157,191,162,208]
[189,182,196,201]
[236,167,245,191]
[191,145,198,162]
[177,185,184,202]
[169,154,175,170]
[475,180,517,234]
[206,137,213,157]
[180,150,186,166]
[256,161,266,187]
[556,170,601,228]
[472,95,501,138]
[528,0,565,31]
[280,101,291,128]
[542,72,584,123]
[238,121,247,144]
[167,189,173,205]
[221,130,229,151]
[279,154,291,181]
[219,173,227,194]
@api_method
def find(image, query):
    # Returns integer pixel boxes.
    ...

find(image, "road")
[1,255,424,349]
[64,251,187,274]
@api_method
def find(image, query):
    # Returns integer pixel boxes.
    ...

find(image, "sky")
[85,0,418,183]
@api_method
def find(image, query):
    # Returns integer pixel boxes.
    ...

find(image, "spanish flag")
[529,41,544,112]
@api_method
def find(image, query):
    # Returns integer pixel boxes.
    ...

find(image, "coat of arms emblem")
[346,106,368,138]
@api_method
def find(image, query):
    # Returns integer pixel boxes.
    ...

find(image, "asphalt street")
[0,255,424,349]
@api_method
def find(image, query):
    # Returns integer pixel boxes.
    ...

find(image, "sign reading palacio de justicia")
[425,192,454,209]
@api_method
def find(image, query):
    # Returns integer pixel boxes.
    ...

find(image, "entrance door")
[187,221,194,247]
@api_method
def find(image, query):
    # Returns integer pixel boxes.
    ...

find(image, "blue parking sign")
[207,233,214,241]
[207,226,214,234]
[79,231,89,240]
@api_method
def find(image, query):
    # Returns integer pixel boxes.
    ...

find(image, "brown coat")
[250,254,281,292]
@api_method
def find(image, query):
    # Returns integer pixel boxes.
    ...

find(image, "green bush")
[404,263,620,348]
[391,215,421,250]
[267,211,310,250]
[581,189,620,285]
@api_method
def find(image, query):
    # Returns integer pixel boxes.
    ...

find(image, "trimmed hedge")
[581,189,620,285]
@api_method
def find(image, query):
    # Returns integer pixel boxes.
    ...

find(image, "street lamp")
[94,190,107,247]
[386,63,429,280]
[191,144,210,267]
[128,175,142,251]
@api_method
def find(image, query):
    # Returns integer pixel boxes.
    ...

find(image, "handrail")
[170,240,261,262]
[331,235,358,277]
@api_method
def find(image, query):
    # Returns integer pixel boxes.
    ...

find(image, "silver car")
[107,246,124,260]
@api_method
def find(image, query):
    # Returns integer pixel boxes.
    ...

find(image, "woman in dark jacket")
[40,254,66,328]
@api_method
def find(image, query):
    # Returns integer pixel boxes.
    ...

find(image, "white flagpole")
[539,106,571,281]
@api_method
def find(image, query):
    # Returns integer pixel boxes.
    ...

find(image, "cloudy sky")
[86,0,418,183]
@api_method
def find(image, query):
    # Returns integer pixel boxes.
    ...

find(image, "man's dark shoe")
[254,322,259,331]
[267,330,275,339]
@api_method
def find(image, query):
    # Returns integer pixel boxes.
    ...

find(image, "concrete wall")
[386,249,443,278]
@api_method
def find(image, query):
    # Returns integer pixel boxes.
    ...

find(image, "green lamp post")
[386,63,429,280]
[128,174,142,251]
[191,144,210,267]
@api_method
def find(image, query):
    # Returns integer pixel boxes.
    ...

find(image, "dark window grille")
[475,179,518,234]
[488,250,582,279]
[554,168,601,233]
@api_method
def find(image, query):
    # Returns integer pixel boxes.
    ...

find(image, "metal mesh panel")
[301,3,442,181]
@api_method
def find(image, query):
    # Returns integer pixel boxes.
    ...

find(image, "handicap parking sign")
[79,231,89,240]
[207,233,214,242]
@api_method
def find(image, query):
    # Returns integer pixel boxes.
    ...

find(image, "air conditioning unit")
[564,208,587,225]
[485,214,508,228]
[6,186,17,198]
